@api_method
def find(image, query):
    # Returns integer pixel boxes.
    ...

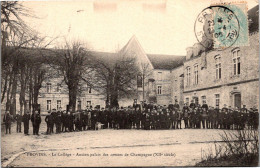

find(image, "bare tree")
[51,40,93,111]
[89,52,139,109]
[138,62,153,101]
[1,1,38,115]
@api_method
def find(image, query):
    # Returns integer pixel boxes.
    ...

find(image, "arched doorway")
[234,93,241,109]
[230,90,241,108]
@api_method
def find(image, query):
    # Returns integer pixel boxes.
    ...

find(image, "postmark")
[194,2,248,50]
[194,5,240,50]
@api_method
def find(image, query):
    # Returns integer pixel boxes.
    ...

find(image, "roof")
[89,50,186,70]
[14,36,187,71]
[120,35,185,70]
[88,51,118,68]
[147,54,186,70]
[248,5,259,33]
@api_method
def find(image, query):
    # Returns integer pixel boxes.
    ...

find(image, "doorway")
[193,97,199,106]
[234,94,241,109]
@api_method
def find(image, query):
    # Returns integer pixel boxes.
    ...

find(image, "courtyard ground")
[1,119,238,167]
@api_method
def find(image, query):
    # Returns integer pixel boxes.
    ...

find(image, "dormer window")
[158,72,162,81]
[47,83,51,93]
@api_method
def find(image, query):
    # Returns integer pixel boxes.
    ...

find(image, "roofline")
[153,68,172,71]
[126,35,154,69]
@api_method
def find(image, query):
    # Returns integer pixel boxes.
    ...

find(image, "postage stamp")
[194,2,248,50]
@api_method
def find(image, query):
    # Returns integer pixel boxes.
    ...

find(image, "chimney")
[186,47,193,60]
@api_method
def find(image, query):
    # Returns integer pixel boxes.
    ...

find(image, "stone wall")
[182,32,259,109]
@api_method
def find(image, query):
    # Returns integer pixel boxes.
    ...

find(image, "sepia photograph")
[1,0,259,167]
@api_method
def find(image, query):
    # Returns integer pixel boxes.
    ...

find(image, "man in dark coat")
[159,111,166,129]
[91,109,98,130]
[155,110,160,130]
[87,110,92,129]
[233,107,239,129]
[190,100,196,109]
[135,106,141,129]
[31,110,41,135]
[218,109,225,129]
[240,105,247,130]
[173,100,180,111]
[189,108,195,128]
[183,103,189,111]
[165,110,171,129]
[15,112,23,133]
[196,107,202,128]
[45,111,54,134]
[81,111,87,131]
[68,112,75,132]
[22,111,30,135]
[56,112,62,133]
[212,107,219,129]
[144,112,150,130]
[176,110,182,129]
[3,110,12,134]
[61,111,66,132]
[182,108,189,129]
[201,107,208,129]
[51,109,58,133]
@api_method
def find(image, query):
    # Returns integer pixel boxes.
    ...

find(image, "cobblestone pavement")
[2,118,238,167]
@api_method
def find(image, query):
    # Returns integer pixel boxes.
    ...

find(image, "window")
[215,94,220,107]
[202,96,206,104]
[194,64,199,85]
[215,55,221,79]
[157,86,162,95]
[158,72,162,81]
[232,49,240,75]
[137,75,142,88]
[57,100,61,109]
[194,97,199,105]
[57,84,61,92]
[87,101,91,106]
[47,100,51,111]
[47,83,51,93]
[186,67,191,86]
[185,98,189,105]
[88,87,92,94]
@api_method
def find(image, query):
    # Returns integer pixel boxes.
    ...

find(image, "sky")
[22,0,258,55]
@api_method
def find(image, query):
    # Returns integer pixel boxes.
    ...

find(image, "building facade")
[4,5,258,114]
[36,35,185,112]
[173,6,259,109]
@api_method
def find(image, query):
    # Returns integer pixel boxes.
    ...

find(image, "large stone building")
[4,5,258,114]
[37,35,185,112]
[172,5,259,109]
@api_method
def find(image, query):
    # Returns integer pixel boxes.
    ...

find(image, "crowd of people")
[2,101,259,135]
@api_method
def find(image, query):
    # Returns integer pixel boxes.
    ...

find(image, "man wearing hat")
[208,106,214,129]
[173,100,180,111]
[190,99,196,109]
[3,110,12,134]
[56,111,62,133]
[22,110,31,135]
[15,111,23,133]
[201,106,208,129]
[31,110,41,135]
[227,107,234,129]
[45,110,54,134]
